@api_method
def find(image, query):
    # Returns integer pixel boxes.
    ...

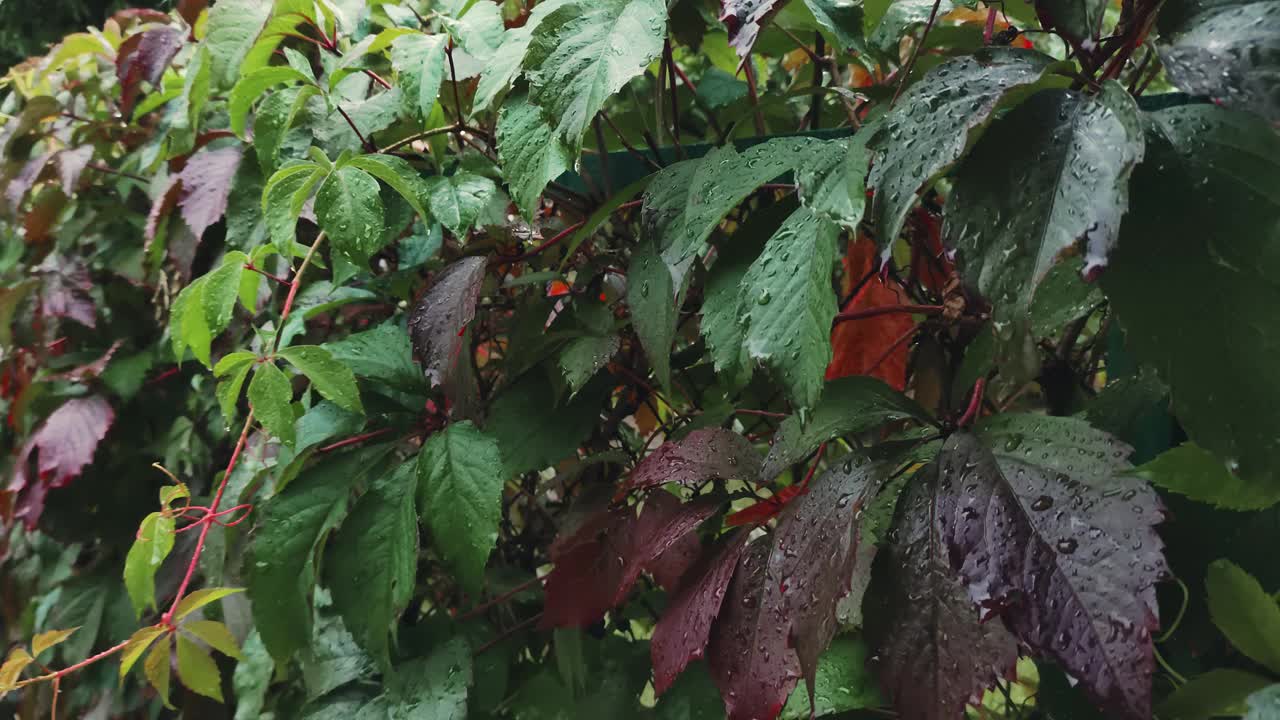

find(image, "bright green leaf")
[249,361,296,446]
[184,619,244,660]
[174,587,244,621]
[416,422,504,593]
[423,171,498,238]
[315,165,385,264]
[390,32,448,120]
[229,66,310,137]
[177,633,224,702]
[1206,559,1280,675]
[204,0,271,90]
[124,512,176,616]
[279,345,364,414]
[119,625,166,679]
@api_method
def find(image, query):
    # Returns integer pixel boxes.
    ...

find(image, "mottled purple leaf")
[57,146,94,196]
[868,471,1019,720]
[35,255,96,328]
[768,454,884,706]
[117,27,184,114]
[541,494,720,628]
[179,145,244,240]
[145,174,182,242]
[409,257,487,387]
[706,539,801,720]
[719,0,787,63]
[936,415,1167,719]
[624,428,761,496]
[652,528,750,696]
[8,396,115,528]
[5,151,53,214]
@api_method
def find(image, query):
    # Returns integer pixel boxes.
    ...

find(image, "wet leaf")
[408,256,487,389]
[1206,559,1280,675]
[1157,0,1280,122]
[624,428,761,496]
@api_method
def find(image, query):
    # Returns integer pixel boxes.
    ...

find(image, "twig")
[86,163,148,182]
[318,427,395,453]
[890,0,944,107]
[474,613,542,655]
[456,574,546,621]
[335,104,375,152]
[244,263,290,286]
[601,111,662,171]
[380,123,463,153]
[743,60,767,135]
[833,304,943,324]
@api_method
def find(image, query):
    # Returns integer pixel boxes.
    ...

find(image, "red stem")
[245,263,291,286]
[800,442,827,488]
[833,304,942,325]
[455,573,546,621]
[958,377,987,428]
[733,408,789,419]
[318,427,394,453]
[498,221,586,263]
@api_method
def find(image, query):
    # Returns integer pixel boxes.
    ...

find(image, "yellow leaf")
[119,626,167,679]
[173,587,244,621]
[176,635,224,702]
[31,626,78,657]
[182,620,243,660]
[0,647,35,694]
[144,638,173,709]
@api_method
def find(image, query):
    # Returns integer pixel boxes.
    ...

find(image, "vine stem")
[957,377,987,428]
[12,638,132,689]
[832,304,943,324]
[455,573,547,621]
[890,0,944,107]
[273,233,326,355]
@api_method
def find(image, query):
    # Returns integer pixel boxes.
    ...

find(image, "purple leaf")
[409,257,487,388]
[646,524,703,592]
[35,255,96,328]
[179,145,244,240]
[706,539,800,720]
[56,146,94,195]
[651,528,749,696]
[624,428,761,496]
[8,396,115,528]
[145,174,182,242]
[5,151,54,214]
[768,454,883,706]
[116,27,184,114]
[869,471,1019,720]
[541,494,720,628]
[936,416,1167,719]
[719,0,788,63]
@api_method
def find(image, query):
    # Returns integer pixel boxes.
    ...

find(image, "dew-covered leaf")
[496,90,574,218]
[116,27,184,114]
[279,345,364,414]
[204,0,271,89]
[248,361,295,446]
[1136,443,1280,511]
[720,0,788,61]
[1206,559,1280,675]
[1157,0,1279,122]
[390,32,448,120]
[423,171,498,238]
[935,416,1167,719]
[315,165,385,264]
[408,256,486,388]
[867,49,1057,247]
[624,428,761,495]
[484,372,609,477]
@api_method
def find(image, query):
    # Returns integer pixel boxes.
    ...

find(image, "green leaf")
[323,322,423,392]
[345,154,433,224]
[485,372,608,477]
[868,48,1057,247]
[124,512,176,616]
[762,376,932,479]
[325,460,418,666]
[869,0,955,51]
[803,0,866,51]
[215,355,255,425]
[1157,669,1274,720]
[473,0,574,112]
[1101,105,1280,488]
[1157,0,1279,122]
[441,0,505,62]
[423,171,498,238]
[1137,443,1280,511]
[383,637,474,716]
[177,634,224,702]
[315,165,385,264]
[184,620,244,660]
[1206,559,1280,675]
[780,635,880,719]
[797,134,872,231]
[144,637,172,707]
[1028,259,1104,337]
[416,422,505,593]
[740,207,840,411]
[174,587,244,621]
[1247,685,1280,720]
[279,345,364,414]
[558,333,620,396]
[247,445,394,662]
[522,0,667,149]
[627,240,680,390]
[119,626,166,679]
[229,66,310,137]
[496,90,574,218]
[232,631,274,720]
[204,0,271,90]
[254,84,321,173]
[263,162,326,253]
[203,251,250,336]
[249,361,295,446]
[239,0,317,77]
[947,83,1143,333]
[170,279,214,367]
[390,32,448,120]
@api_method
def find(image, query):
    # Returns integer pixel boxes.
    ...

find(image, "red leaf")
[723,483,805,527]
[621,428,760,498]
[178,145,244,240]
[56,146,94,196]
[868,470,1019,720]
[645,524,703,592]
[35,255,96,329]
[907,206,955,296]
[826,237,914,390]
[651,528,749,695]
[8,396,115,528]
[706,539,800,720]
[5,151,54,214]
[116,27,184,115]
[541,494,719,628]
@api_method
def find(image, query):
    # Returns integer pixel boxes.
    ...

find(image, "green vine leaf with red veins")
[622,428,761,496]
[541,493,720,628]
[936,415,1167,718]
[868,470,1021,720]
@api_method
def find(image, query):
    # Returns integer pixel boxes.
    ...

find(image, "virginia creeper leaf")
[624,428,761,495]
[119,626,166,679]
[124,512,176,616]
[184,620,244,660]
[416,421,505,593]
[116,27,184,115]
[323,322,423,393]
[1136,443,1280,511]
[867,48,1057,247]
[408,256,486,388]
[144,637,173,707]
[1158,669,1275,720]
[325,460,418,667]
[1102,105,1280,490]
[496,90,573,218]
[229,66,310,138]
[247,445,394,662]
[1206,559,1280,675]
[558,332,620,396]
[279,345,364,414]
[253,84,321,173]
[1157,0,1280,122]
[263,162,326,253]
[779,634,881,719]
[174,587,244,621]
[204,0,271,90]
[315,165,385,264]
[627,239,681,390]
[935,416,1167,719]
[177,634,223,702]
[345,154,433,224]
[390,32,448,120]
[484,372,609,477]
[796,133,872,232]
[422,172,498,239]
[248,361,295,446]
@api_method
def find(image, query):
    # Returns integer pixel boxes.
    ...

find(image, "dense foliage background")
[1,0,1278,718]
